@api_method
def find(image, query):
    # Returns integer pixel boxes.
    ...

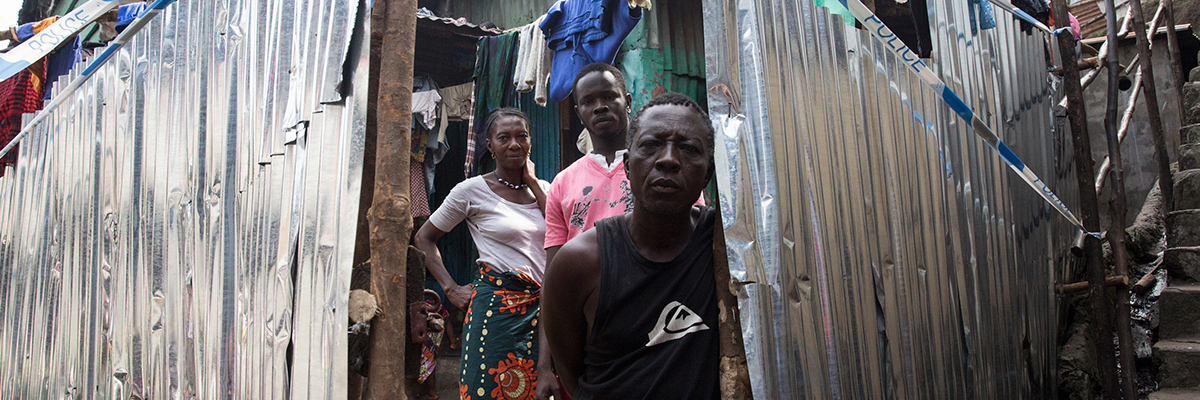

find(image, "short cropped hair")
[627,92,714,158]
[571,63,628,102]
[482,107,531,137]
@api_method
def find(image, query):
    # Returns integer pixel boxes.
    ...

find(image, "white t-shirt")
[429,176,550,283]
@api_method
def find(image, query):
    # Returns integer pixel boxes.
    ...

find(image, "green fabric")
[815,0,856,26]
[458,265,541,400]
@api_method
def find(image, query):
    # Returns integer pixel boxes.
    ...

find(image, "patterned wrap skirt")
[459,264,541,400]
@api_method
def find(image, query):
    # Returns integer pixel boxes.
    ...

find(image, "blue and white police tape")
[985,0,1054,34]
[838,0,1100,238]
[0,0,123,82]
[0,0,177,161]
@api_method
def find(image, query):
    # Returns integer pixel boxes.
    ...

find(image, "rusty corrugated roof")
[1069,0,1108,39]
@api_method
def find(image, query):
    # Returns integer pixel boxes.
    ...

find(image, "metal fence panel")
[0,0,366,398]
[703,0,1077,398]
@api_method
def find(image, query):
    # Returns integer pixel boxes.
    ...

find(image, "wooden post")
[1102,0,1139,397]
[1162,0,1186,156]
[365,0,417,398]
[1129,0,1175,217]
[1049,0,1121,398]
[713,200,752,399]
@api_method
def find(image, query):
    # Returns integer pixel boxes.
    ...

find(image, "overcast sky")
[1,0,22,48]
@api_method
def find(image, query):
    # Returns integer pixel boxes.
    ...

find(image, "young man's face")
[573,71,632,141]
[624,104,713,215]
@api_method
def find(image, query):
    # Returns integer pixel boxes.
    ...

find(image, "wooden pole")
[1049,0,1121,398]
[713,199,752,399]
[365,0,417,398]
[1162,0,1186,156]
[1102,0,1138,397]
[1129,0,1175,219]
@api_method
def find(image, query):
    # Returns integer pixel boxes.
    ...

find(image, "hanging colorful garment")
[539,0,643,103]
[458,264,541,400]
[0,68,44,169]
[410,157,431,218]
[465,31,520,179]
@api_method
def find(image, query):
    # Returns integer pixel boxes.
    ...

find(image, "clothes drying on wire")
[465,31,520,179]
[514,16,554,106]
[539,0,643,103]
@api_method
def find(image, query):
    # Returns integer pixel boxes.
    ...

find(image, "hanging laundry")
[9,16,60,43]
[513,15,554,105]
[968,0,997,35]
[97,2,150,40]
[412,115,430,163]
[465,31,520,179]
[0,68,44,169]
[1010,0,1051,33]
[42,37,80,101]
[539,0,644,103]
[514,15,551,101]
[412,90,442,130]
[414,74,439,93]
[440,83,475,122]
[410,156,431,218]
[437,82,473,155]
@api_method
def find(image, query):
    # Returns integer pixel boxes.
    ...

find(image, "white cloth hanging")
[513,15,553,106]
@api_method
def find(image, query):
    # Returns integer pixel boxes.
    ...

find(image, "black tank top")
[573,206,719,400]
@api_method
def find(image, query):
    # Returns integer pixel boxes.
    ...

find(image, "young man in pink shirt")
[544,63,637,262]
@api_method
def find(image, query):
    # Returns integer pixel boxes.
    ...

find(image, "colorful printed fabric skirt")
[459,264,541,400]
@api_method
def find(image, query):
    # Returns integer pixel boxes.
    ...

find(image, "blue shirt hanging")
[539,0,642,103]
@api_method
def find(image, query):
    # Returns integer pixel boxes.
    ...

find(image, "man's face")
[624,104,713,215]
[573,71,632,140]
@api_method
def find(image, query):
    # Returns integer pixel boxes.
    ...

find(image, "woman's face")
[487,116,531,170]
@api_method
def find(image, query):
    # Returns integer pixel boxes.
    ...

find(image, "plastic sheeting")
[703,0,1077,398]
[0,0,365,398]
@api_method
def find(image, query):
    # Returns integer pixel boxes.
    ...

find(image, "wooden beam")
[365,0,417,398]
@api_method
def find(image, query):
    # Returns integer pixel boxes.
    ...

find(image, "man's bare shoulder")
[550,228,601,277]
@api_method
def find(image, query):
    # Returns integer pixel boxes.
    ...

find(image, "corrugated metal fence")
[704,0,1076,398]
[0,0,365,398]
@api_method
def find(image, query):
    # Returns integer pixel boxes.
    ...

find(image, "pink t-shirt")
[544,155,703,249]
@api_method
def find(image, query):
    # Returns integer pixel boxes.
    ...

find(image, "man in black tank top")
[542,92,719,400]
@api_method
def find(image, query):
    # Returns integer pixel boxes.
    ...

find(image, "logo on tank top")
[646,301,710,347]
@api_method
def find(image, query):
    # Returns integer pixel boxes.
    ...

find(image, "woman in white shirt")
[412,108,550,400]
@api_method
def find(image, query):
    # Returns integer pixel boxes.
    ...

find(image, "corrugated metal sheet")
[0,0,366,398]
[704,0,1076,398]
[621,0,708,112]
